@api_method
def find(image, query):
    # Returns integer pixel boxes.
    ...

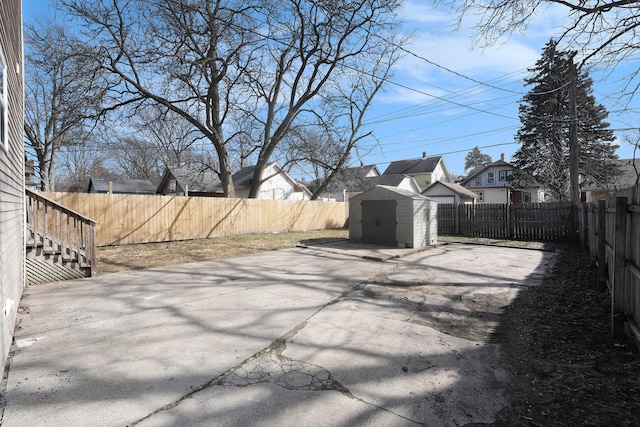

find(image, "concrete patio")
[1,243,555,426]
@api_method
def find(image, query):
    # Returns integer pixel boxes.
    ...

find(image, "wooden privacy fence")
[41,192,348,247]
[438,202,576,241]
[580,184,640,348]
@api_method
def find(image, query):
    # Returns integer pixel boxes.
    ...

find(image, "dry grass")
[495,248,640,426]
[97,229,349,274]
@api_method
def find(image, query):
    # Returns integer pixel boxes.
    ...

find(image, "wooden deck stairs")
[25,189,97,285]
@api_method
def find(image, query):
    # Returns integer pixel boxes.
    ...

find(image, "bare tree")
[243,0,402,198]
[105,105,210,184]
[62,0,268,197]
[445,0,640,97]
[56,131,116,192]
[61,0,402,198]
[23,20,107,191]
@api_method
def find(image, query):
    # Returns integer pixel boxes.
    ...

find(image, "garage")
[349,185,437,248]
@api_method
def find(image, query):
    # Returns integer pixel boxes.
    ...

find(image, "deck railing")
[26,188,97,276]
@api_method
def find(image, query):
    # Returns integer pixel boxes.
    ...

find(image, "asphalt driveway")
[1,243,555,426]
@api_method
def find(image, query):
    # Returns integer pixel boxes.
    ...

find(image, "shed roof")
[382,156,443,175]
[352,185,433,201]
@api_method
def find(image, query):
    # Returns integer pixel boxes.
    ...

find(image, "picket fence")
[437,202,576,241]
[41,192,348,247]
[580,184,640,348]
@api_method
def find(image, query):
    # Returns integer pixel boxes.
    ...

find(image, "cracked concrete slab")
[1,243,555,426]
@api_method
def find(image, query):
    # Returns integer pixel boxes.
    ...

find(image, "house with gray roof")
[382,154,451,191]
[230,163,311,200]
[581,158,640,202]
[422,180,477,204]
[312,164,381,201]
[313,165,422,201]
[460,154,545,203]
[156,167,222,197]
[88,177,156,195]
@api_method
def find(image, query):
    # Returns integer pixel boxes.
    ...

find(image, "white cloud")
[405,32,540,75]
[397,1,452,25]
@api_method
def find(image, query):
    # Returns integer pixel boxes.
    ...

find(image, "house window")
[473,191,484,202]
[0,48,7,152]
[523,192,531,203]
[474,177,481,186]
[500,170,513,181]
[487,172,495,184]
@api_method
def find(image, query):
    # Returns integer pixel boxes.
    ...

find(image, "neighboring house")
[581,158,640,202]
[422,180,477,204]
[313,164,381,201]
[313,165,422,201]
[157,167,222,197]
[382,153,452,191]
[88,177,156,195]
[460,154,545,203]
[357,174,421,195]
[0,0,25,371]
[231,163,312,200]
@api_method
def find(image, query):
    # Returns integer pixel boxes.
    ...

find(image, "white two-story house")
[461,154,545,204]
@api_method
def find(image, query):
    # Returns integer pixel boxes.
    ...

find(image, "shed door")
[361,200,397,246]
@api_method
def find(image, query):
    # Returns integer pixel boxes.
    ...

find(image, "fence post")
[506,203,512,239]
[597,199,606,290]
[580,203,587,247]
[612,196,628,339]
[455,203,460,235]
[570,203,577,241]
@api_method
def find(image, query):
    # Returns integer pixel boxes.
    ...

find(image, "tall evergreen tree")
[464,146,492,172]
[512,39,619,201]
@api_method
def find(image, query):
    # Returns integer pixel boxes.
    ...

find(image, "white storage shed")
[349,185,437,248]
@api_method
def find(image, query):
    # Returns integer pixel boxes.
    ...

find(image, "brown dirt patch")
[96,229,348,274]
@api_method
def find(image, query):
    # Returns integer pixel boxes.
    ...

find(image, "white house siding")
[413,165,448,191]
[482,187,510,204]
[396,178,421,194]
[235,164,309,200]
[429,195,456,204]
[0,0,24,370]
[464,162,545,204]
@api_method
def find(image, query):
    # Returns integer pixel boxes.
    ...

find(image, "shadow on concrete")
[1,243,556,426]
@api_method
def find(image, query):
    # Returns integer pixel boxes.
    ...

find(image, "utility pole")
[568,54,580,205]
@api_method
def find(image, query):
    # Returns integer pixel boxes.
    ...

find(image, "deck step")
[26,257,89,285]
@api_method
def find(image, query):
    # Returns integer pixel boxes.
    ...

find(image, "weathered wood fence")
[41,192,348,247]
[438,202,576,241]
[580,184,640,348]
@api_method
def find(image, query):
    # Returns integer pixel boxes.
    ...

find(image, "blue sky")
[22,0,640,177]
